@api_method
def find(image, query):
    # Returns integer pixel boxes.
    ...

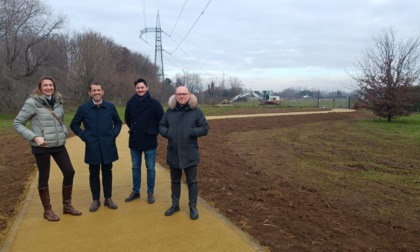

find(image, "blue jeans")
[130,149,156,194]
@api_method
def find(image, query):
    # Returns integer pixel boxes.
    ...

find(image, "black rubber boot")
[165,181,180,216]
[164,204,180,216]
[188,181,199,220]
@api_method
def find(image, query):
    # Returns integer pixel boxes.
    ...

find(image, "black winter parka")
[159,94,208,169]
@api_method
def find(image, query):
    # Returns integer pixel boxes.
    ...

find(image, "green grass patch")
[358,113,420,142]
[0,114,16,135]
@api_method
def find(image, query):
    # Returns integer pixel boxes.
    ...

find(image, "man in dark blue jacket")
[70,82,122,212]
[159,86,209,220]
[124,78,164,204]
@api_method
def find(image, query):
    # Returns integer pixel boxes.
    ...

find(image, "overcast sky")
[47,0,420,92]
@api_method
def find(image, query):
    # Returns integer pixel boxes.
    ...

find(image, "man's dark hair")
[89,81,104,91]
[134,78,147,87]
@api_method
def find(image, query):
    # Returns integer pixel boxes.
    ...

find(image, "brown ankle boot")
[38,187,60,221]
[62,185,82,216]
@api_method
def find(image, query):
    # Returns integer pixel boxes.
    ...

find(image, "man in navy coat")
[71,82,122,212]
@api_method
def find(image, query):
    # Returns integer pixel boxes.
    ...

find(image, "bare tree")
[228,77,243,97]
[351,28,420,121]
[279,88,298,99]
[0,1,160,111]
[0,0,66,111]
[67,31,115,100]
[174,71,203,94]
[0,0,65,77]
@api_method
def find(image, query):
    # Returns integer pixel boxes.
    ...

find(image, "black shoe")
[190,206,199,220]
[164,205,180,216]
[104,198,118,209]
[147,193,155,204]
[89,200,101,212]
[125,192,140,202]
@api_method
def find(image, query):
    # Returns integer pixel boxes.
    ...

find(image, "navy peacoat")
[125,91,164,151]
[70,99,122,165]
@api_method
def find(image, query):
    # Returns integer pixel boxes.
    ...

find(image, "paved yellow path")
[206,108,355,120]
[2,125,263,252]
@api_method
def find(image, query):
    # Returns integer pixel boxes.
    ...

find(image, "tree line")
[0,0,248,113]
[0,0,168,112]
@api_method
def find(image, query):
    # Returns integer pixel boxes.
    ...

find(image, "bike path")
[2,125,263,252]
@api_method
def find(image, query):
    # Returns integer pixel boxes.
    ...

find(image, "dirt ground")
[1,110,419,251]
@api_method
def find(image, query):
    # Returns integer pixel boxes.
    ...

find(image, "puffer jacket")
[159,94,209,169]
[14,92,68,148]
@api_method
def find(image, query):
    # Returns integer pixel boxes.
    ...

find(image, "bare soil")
[1,110,419,251]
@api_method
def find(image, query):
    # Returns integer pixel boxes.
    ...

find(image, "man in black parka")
[159,86,209,220]
[124,78,164,204]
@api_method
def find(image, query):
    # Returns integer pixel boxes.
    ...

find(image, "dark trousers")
[34,149,75,188]
[89,163,113,200]
[169,165,198,207]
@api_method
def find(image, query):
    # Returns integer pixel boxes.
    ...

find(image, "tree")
[0,0,65,77]
[352,28,420,122]
[174,71,203,94]
[228,77,243,98]
[279,88,298,98]
[0,0,66,111]
[67,31,116,100]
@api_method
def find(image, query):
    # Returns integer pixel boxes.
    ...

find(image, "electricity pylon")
[139,11,165,83]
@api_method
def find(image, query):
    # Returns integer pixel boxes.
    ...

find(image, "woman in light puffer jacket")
[14,76,82,221]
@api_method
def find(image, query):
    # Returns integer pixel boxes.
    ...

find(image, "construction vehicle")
[225,90,281,105]
[229,91,261,103]
[259,90,281,105]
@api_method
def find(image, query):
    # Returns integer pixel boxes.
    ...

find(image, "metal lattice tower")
[139,11,164,83]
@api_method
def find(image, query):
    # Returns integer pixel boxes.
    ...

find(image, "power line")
[170,0,188,36]
[163,50,190,73]
[139,0,214,82]
[172,0,213,54]
[166,34,192,59]
[141,0,147,40]
[164,32,225,81]
[142,0,147,28]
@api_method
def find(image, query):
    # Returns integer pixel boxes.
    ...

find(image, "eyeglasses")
[176,93,189,96]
